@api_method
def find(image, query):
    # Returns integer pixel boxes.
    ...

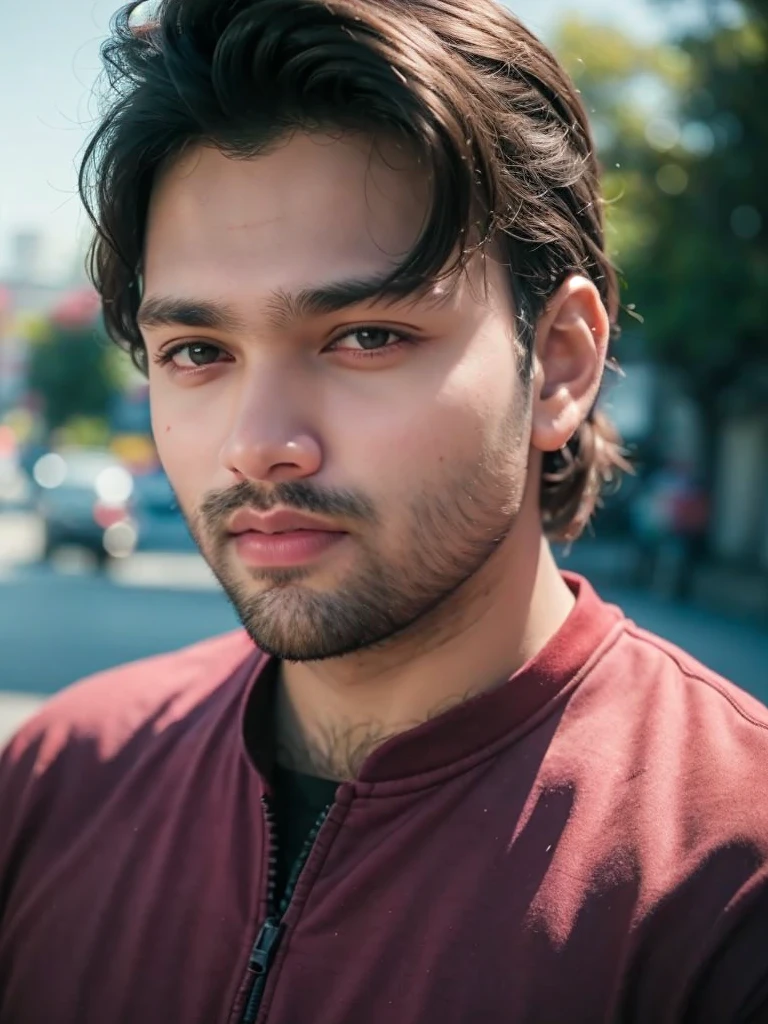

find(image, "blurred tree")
[26,293,121,435]
[556,3,768,485]
[635,5,767,404]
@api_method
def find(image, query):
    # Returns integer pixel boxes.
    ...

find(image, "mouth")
[225,507,349,569]
[229,525,348,569]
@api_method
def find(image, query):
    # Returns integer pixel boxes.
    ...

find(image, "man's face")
[141,132,532,660]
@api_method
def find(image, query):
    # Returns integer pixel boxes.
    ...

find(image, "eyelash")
[152,327,420,374]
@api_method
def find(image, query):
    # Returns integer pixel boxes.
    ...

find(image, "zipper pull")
[241,918,283,1024]
[248,918,283,974]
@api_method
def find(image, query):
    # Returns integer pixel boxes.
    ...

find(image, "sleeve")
[0,738,30,912]
[685,878,768,1024]
[0,711,60,916]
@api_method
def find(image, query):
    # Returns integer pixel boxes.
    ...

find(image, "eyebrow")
[136,270,439,333]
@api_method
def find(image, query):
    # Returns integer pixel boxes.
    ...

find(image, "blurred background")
[1,0,767,742]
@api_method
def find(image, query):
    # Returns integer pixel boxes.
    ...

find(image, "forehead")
[143,133,431,298]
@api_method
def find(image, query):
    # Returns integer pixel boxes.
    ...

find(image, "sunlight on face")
[141,132,531,660]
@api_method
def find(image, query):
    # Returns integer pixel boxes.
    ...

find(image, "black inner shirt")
[242,659,339,907]
[270,763,338,907]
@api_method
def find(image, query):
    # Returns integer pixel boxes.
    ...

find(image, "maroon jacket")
[1,575,768,1023]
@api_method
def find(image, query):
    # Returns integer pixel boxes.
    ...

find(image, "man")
[1,0,767,1020]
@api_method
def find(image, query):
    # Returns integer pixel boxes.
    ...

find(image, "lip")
[226,507,349,569]
[227,508,346,536]
[232,529,347,569]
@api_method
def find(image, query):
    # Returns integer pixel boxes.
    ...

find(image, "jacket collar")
[240,573,625,785]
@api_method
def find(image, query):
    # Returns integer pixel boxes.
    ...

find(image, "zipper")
[240,794,331,1024]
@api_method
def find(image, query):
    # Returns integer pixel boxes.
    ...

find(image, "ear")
[530,275,609,453]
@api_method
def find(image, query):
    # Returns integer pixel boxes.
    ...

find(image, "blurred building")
[712,368,768,562]
[10,231,44,282]
[601,350,768,616]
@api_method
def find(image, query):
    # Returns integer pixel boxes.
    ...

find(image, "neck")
[275,515,575,781]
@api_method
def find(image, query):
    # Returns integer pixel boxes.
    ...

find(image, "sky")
[0,0,689,278]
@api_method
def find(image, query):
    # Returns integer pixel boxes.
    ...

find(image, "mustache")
[198,480,377,531]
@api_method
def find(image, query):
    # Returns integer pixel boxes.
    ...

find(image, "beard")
[184,414,528,662]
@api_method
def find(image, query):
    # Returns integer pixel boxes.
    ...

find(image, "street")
[1,512,767,746]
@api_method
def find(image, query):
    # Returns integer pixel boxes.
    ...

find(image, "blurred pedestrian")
[1,1,767,1021]
[632,459,710,598]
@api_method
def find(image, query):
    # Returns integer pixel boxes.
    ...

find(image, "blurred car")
[130,470,195,553]
[33,449,193,567]
[34,448,135,567]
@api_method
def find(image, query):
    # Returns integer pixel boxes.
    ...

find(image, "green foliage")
[53,416,112,449]
[26,319,120,433]
[554,5,768,398]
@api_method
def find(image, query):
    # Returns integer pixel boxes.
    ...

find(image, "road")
[1,513,766,745]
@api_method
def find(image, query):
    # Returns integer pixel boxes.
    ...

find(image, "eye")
[329,327,407,353]
[159,342,227,369]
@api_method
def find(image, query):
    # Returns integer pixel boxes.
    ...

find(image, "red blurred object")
[50,289,101,329]
[671,490,710,535]
[92,501,131,529]
[0,425,16,457]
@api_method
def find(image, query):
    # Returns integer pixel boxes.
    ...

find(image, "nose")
[218,371,323,485]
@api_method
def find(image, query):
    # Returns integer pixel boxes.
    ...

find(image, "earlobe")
[531,384,587,453]
[529,275,609,455]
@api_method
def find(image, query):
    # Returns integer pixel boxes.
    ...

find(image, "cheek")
[150,381,224,503]
[336,359,518,496]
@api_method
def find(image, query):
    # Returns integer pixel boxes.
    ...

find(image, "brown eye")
[332,328,400,352]
[183,343,222,366]
[352,328,393,350]
[164,342,225,368]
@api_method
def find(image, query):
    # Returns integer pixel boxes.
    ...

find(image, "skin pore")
[141,131,608,781]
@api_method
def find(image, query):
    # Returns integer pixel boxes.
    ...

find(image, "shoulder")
[564,611,768,880]
[0,630,265,922]
[2,629,258,769]
[609,626,768,1019]
[574,609,768,751]
[542,613,768,1014]
[0,630,260,836]
[608,617,768,750]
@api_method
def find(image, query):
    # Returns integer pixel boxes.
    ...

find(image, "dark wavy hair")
[79,0,628,541]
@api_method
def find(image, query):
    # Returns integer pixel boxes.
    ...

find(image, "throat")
[275,717,403,782]
[273,668,480,781]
